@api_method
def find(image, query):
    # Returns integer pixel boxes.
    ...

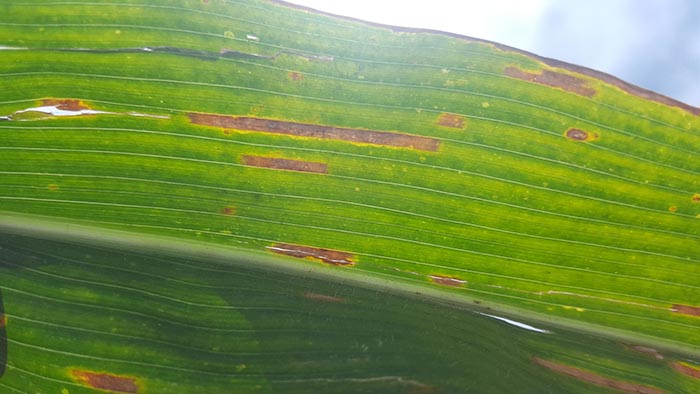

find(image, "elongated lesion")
[241,155,328,174]
[672,361,700,379]
[72,370,140,393]
[532,357,665,394]
[504,66,597,97]
[671,304,700,317]
[267,243,355,266]
[188,113,440,151]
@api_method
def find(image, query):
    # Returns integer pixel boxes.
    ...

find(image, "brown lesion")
[303,292,345,303]
[624,344,664,360]
[532,357,665,394]
[267,243,355,266]
[505,66,597,98]
[220,206,236,215]
[565,128,599,142]
[672,361,700,379]
[187,113,440,151]
[288,71,304,81]
[671,304,700,317]
[241,155,328,174]
[436,113,465,129]
[41,99,90,111]
[428,275,466,287]
[72,370,139,393]
[692,194,700,203]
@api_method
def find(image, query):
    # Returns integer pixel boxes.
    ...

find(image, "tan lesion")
[532,357,665,394]
[504,66,597,98]
[188,113,441,151]
[241,155,328,174]
[436,113,465,129]
[671,304,700,317]
[267,243,356,266]
[672,361,700,379]
[72,370,140,393]
[40,98,90,111]
[303,292,346,303]
[428,275,466,287]
[288,71,304,81]
[564,128,599,142]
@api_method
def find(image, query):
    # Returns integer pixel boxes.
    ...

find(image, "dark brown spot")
[188,113,440,151]
[41,99,90,111]
[505,66,597,97]
[303,292,345,303]
[429,275,466,287]
[692,194,700,203]
[220,206,236,215]
[288,71,303,81]
[72,370,139,393]
[672,361,700,379]
[437,113,465,128]
[669,206,678,213]
[671,304,700,316]
[267,243,355,266]
[565,128,599,142]
[532,357,665,394]
[0,289,6,378]
[625,345,664,360]
[241,155,328,174]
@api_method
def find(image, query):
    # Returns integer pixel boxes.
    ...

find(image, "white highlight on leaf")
[6,106,169,120]
[478,312,552,334]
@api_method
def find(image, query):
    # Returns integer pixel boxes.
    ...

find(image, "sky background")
[286,0,700,106]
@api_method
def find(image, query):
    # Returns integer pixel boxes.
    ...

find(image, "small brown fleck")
[671,304,700,317]
[505,66,597,97]
[429,275,466,287]
[220,206,236,215]
[72,370,139,393]
[47,184,58,191]
[672,361,700,379]
[437,113,465,129]
[267,243,355,266]
[303,292,345,303]
[669,206,678,213]
[242,155,328,174]
[532,357,665,394]
[188,113,440,151]
[288,71,303,81]
[692,194,700,203]
[41,99,89,111]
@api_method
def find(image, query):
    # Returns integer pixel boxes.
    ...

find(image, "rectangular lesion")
[267,243,355,266]
[188,113,440,151]
[504,66,596,97]
[241,155,328,174]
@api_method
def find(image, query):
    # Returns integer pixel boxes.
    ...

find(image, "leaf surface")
[0,0,699,392]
